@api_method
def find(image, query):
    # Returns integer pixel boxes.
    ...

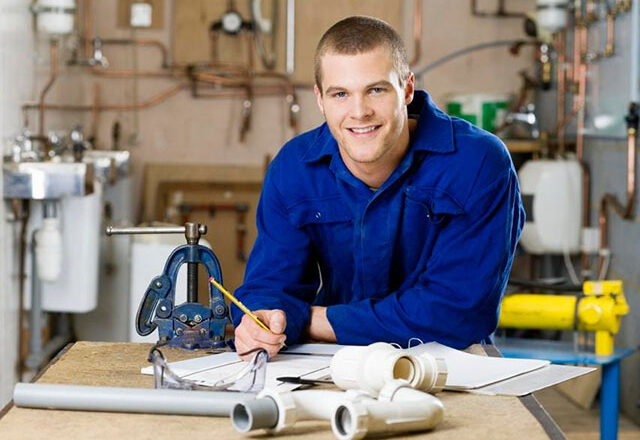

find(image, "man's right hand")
[233,309,287,361]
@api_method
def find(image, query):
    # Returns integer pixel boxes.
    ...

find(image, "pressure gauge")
[221,10,244,34]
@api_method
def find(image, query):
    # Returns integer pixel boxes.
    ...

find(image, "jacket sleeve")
[326,167,525,349]
[231,166,320,344]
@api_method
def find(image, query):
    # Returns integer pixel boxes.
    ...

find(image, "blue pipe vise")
[106,223,230,349]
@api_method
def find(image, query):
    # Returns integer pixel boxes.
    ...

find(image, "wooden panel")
[293,0,403,83]
[142,163,264,295]
[117,0,164,29]
[172,0,403,83]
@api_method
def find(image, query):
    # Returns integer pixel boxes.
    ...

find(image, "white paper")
[406,342,550,389]
[470,364,596,396]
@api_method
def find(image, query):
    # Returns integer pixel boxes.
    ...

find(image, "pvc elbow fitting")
[330,342,447,394]
[331,380,444,440]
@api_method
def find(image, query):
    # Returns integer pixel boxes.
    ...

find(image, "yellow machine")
[499,280,629,355]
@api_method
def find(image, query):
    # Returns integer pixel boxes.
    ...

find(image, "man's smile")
[347,125,382,135]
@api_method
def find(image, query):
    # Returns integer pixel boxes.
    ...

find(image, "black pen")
[276,376,334,385]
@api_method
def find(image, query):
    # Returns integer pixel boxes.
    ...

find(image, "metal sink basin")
[83,150,130,184]
[3,161,94,199]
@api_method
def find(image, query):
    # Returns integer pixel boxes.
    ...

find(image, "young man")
[232,16,524,359]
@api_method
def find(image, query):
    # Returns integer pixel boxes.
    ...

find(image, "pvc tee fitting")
[330,342,447,395]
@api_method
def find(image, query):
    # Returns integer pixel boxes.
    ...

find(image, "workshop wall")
[44,0,536,220]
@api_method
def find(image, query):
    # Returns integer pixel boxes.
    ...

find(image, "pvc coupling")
[330,342,447,395]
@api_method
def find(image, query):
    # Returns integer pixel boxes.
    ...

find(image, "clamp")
[106,223,230,349]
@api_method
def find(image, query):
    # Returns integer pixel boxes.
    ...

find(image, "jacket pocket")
[287,197,353,228]
[404,186,464,223]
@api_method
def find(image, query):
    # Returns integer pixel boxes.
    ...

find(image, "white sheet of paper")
[470,364,596,396]
[406,342,550,389]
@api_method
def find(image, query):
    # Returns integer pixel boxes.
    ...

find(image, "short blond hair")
[314,16,410,91]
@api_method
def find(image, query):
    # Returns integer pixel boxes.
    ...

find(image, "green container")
[446,94,510,133]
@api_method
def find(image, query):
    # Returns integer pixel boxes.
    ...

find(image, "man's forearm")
[307,306,337,342]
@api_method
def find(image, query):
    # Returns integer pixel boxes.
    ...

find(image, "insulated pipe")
[14,383,254,416]
[331,382,444,440]
[330,342,447,395]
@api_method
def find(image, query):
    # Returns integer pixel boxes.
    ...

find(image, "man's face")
[314,46,414,175]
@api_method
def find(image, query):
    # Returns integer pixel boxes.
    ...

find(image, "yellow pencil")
[209,277,273,334]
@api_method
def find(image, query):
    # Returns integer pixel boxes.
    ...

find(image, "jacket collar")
[302,90,455,163]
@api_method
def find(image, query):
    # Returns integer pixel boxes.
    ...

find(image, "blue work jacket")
[232,90,525,349]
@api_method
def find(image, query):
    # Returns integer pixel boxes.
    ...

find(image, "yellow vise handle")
[498,280,629,355]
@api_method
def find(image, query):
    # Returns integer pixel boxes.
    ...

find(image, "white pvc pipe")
[14,383,254,416]
[632,0,640,102]
[330,342,447,394]
[331,382,444,440]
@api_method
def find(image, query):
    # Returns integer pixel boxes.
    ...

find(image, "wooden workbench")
[0,342,565,440]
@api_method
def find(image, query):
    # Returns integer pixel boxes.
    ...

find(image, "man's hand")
[307,306,337,342]
[234,309,287,360]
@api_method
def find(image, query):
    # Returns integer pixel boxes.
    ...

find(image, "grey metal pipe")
[106,226,187,235]
[14,383,255,416]
[25,230,42,372]
[631,0,639,102]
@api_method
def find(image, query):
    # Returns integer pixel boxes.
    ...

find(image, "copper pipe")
[606,12,615,56]
[580,25,588,62]
[598,127,637,272]
[194,72,249,87]
[13,199,29,378]
[83,0,92,59]
[409,0,422,67]
[576,63,587,160]
[580,163,591,275]
[91,83,99,139]
[39,40,59,141]
[91,69,176,78]
[23,83,292,113]
[100,38,169,67]
[555,31,567,155]
[598,196,609,274]
[627,128,637,216]
[551,101,583,135]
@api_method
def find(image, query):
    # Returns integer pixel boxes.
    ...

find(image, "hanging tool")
[105,223,230,349]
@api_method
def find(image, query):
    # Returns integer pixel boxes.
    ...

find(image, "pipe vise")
[499,280,629,355]
[106,223,230,349]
